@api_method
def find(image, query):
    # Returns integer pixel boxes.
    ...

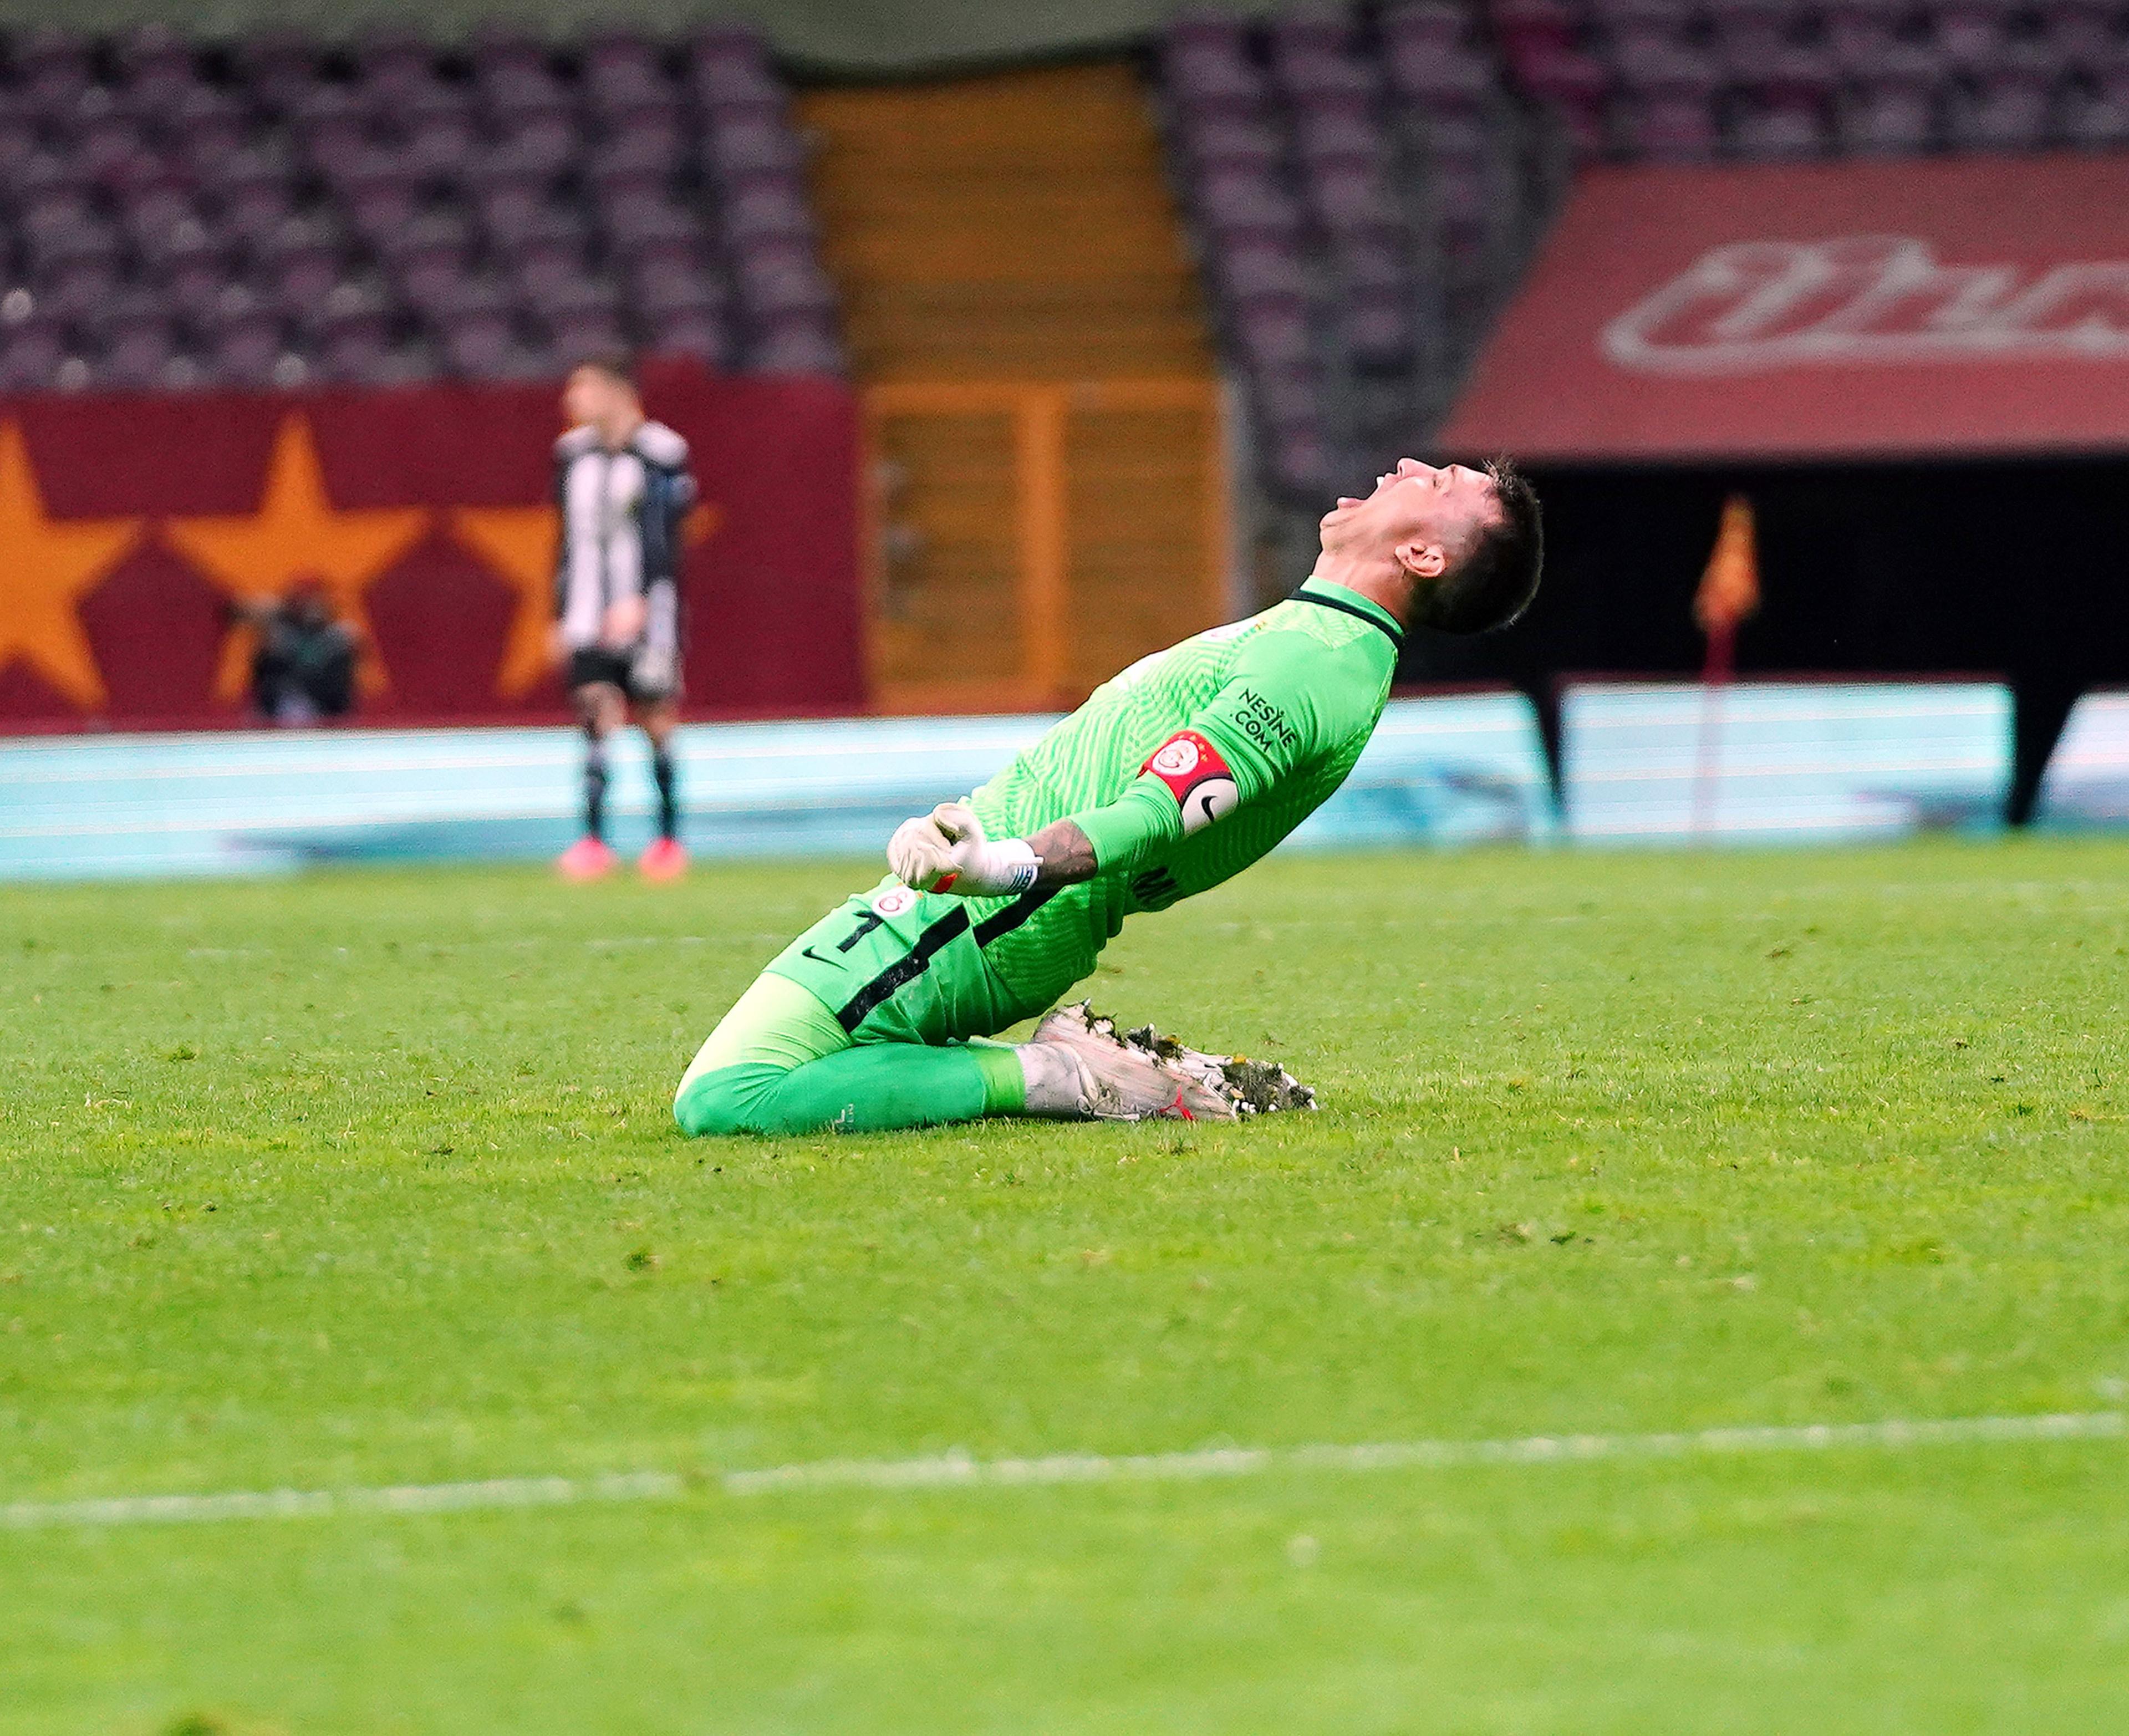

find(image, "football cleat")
[638,837,689,882]
[1031,1002,1237,1122]
[557,836,619,881]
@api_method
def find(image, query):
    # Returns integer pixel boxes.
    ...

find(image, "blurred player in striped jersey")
[675,458,1542,1134]
[551,353,699,883]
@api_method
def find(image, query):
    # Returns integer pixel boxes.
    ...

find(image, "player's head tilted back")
[1317,456,1543,635]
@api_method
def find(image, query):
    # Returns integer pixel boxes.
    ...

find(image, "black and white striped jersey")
[551,420,698,671]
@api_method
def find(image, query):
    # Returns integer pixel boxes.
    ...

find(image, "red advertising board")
[0,360,863,727]
[1439,154,2129,465]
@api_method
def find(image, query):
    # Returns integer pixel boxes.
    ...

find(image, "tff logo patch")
[1143,731,1239,834]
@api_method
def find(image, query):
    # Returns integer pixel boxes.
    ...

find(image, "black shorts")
[567,646,679,706]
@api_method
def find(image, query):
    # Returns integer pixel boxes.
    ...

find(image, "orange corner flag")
[1695,493,1760,639]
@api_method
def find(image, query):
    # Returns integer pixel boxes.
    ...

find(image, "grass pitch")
[4,839,2128,1734]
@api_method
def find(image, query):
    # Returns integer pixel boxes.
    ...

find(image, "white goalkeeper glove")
[887,802,1040,898]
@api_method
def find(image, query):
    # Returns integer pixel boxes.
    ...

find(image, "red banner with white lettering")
[0,359,863,727]
[1440,154,2129,464]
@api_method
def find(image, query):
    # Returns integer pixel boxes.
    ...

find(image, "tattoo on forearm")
[1026,819,1098,890]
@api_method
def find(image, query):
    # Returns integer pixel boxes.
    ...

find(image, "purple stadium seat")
[721,175,816,245]
[1387,43,1496,106]
[343,185,420,251]
[211,182,289,252]
[1950,71,2060,148]
[437,309,516,376]
[1837,78,1940,152]
[587,126,684,198]
[1489,0,1580,57]
[702,111,806,182]
[166,88,249,176]
[404,115,480,179]
[1931,2,2016,70]
[1384,1,1467,55]
[480,114,580,182]
[255,218,342,310]
[376,213,475,295]
[734,243,836,318]
[1333,232,1409,296]
[1216,238,1311,307]
[1730,94,1830,157]
[473,42,576,124]
[114,26,203,121]
[1163,17,1265,111]
[1234,299,1314,373]
[1196,166,1303,238]
[478,185,590,255]
[0,318,68,393]
[1307,164,1404,237]
[507,238,592,302]
[2065,63,2129,131]
[1615,90,1722,159]
[28,214,123,279]
[98,318,181,391]
[1610,29,1724,95]
[1293,101,1390,174]
[544,308,631,360]
[2043,0,2123,67]
[1269,424,1333,496]
[642,306,730,368]
[1179,113,1283,173]
[354,33,442,106]
[1826,11,1947,79]
[1504,43,1612,150]
[209,312,288,387]
[583,33,675,113]
[629,256,725,319]
[310,279,394,340]
[528,273,624,321]
[1427,159,1493,251]
[688,29,784,107]
[1251,362,1321,431]
[1344,288,1413,364]
[167,257,233,324]
[75,114,158,189]
[1270,35,1381,102]
[747,311,843,375]
[0,116,37,182]
[406,276,504,331]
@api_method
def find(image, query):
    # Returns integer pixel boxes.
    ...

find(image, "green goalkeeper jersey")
[961,576,1402,1009]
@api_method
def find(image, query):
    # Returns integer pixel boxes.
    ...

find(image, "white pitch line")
[3,1413,2119,1533]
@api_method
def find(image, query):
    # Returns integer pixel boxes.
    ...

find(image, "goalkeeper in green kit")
[675,458,1542,1135]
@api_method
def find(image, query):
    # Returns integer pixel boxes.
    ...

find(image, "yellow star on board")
[453,499,722,699]
[0,420,142,710]
[163,414,432,700]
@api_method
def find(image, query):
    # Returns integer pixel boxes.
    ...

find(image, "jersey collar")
[1293,578,1404,648]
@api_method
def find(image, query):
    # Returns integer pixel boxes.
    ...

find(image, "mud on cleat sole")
[1035,1002,1317,1118]
[1029,1002,1237,1123]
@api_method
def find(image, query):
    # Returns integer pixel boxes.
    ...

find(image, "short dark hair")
[571,348,639,389]
[1418,457,1544,635]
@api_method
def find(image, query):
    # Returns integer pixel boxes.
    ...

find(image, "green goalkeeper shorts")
[761,877,1052,1047]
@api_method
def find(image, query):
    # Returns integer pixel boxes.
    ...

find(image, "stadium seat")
[2059,69,2129,143]
[642,306,731,369]
[1730,94,1831,157]
[1838,77,1941,151]
[748,309,843,374]
[1949,69,2062,148]
[0,21,827,390]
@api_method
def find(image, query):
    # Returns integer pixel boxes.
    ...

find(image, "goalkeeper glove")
[887,802,1040,897]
